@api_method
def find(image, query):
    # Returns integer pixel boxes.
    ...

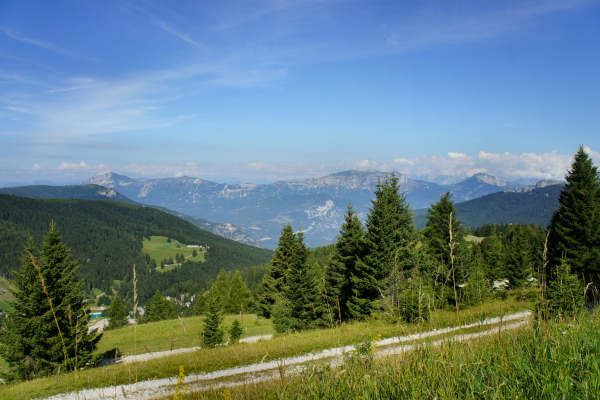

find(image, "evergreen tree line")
[254,147,600,330]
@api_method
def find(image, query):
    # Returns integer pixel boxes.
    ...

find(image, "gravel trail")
[43,311,531,400]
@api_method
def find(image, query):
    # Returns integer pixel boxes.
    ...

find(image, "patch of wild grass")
[0,298,529,400]
[96,313,273,355]
[191,311,600,400]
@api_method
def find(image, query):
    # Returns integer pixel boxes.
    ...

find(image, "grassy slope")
[0,298,529,400]
[193,311,600,400]
[0,277,15,312]
[98,313,273,356]
[143,235,206,267]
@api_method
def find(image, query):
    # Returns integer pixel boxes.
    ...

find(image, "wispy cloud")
[383,0,599,53]
[1,27,75,56]
[154,19,206,49]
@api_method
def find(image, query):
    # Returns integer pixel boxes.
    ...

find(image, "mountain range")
[87,170,560,248]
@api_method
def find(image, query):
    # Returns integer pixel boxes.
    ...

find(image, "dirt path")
[44,311,531,400]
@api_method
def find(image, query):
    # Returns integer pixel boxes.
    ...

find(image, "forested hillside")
[414,184,562,229]
[0,195,271,303]
[0,184,134,203]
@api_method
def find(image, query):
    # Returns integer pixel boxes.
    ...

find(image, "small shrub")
[229,319,243,343]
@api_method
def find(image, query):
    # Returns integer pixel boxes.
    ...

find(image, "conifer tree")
[480,235,506,281]
[504,226,532,287]
[0,225,101,381]
[284,232,327,329]
[547,146,600,297]
[256,224,297,317]
[108,295,128,329]
[228,319,243,343]
[210,269,231,303]
[423,192,464,268]
[365,174,415,281]
[326,206,373,321]
[225,271,252,313]
[202,293,224,347]
[144,290,176,322]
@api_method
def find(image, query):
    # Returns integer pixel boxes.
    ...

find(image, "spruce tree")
[210,269,231,303]
[144,290,176,322]
[0,225,101,381]
[365,174,415,281]
[225,271,252,313]
[423,192,464,268]
[284,232,327,330]
[108,295,128,329]
[326,206,372,321]
[202,293,224,347]
[547,146,600,297]
[256,224,297,317]
[228,319,243,343]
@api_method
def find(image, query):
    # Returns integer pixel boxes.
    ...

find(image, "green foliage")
[202,294,224,348]
[396,272,433,323]
[228,319,243,343]
[225,271,252,313]
[0,224,101,381]
[423,192,464,268]
[192,292,207,315]
[284,233,328,330]
[365,174,415,281]
[325,206,370,322]
[548,146,600,298]
[209,269,231,304]
[107,295,128,330]
[143,290,176,323]
[539,259,584,319]
[271,296,294,334]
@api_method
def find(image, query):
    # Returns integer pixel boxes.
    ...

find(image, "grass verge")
[187,311,600,399]
[0,298,528,400]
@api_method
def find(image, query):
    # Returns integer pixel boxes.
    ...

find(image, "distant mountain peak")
[88,172,135,188]
[469,172,508,187]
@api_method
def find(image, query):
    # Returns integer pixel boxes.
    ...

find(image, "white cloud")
[57,161,88,170]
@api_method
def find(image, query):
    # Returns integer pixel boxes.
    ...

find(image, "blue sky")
[1,0,599,185]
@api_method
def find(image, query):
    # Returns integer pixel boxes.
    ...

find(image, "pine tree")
[504,226,532,288]
[480,235,506,281]
[0,225,101,381]
[365,174,415,281]
[225,271,252,313]
[540,259,584,319]
[228,319,243,343]
[326,206,373,321]
[144,290,176,322]
[256,224,297,317]
[547,146,600,298]
[210,269,231,303]
[423,192,464,268]
[202,293,224,347]
[108,295,128,329]
[284,232,327,330]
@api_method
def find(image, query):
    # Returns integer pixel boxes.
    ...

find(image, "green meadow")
[142,235,206,271]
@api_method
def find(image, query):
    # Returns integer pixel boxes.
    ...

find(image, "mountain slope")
[0,195,271,303]
[0,184,260,247]
[89,170,521,247]
[0,184,134,203]
[413,184,562,229]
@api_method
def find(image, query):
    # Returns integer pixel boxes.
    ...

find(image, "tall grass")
[0,298,528,400]
[193,311,600,399]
